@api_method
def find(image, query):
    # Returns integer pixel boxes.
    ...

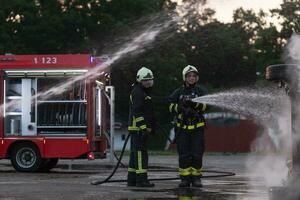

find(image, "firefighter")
[168,65,208,187]
[127,67,156,187]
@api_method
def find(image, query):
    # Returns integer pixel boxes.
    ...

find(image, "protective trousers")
[177,127,205,180]
[127,131,149,184]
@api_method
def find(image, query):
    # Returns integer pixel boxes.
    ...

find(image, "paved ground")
[0,154,271,200]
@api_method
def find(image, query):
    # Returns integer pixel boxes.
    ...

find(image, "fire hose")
[91,132,131,185]
[91,124,235,185]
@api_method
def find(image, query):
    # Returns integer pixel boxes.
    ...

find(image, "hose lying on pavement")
[91,126,236,185]
[91,132,131,185]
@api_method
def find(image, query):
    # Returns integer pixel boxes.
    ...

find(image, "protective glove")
[182,95,198,107]
[194,102,207,112]
[182,98,192,107]
[146,128,152,134]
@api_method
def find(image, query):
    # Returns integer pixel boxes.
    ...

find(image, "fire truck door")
[22,78,37,136]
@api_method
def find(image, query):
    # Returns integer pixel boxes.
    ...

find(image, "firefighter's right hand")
[181,99,191,107]
[182,95,196,106]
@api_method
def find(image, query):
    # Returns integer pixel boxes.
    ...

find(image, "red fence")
[205,120,258,152]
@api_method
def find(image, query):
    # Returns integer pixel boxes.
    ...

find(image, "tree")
[0,0,173,54]
[271,0,300,41]
[232,8,282,80]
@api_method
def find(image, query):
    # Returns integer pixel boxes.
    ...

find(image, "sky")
[206,0,283,23]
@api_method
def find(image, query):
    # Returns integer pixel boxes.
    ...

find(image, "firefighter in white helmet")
[168,65,208,187]
[127,67,156,187]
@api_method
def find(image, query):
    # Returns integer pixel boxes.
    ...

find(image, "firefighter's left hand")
[146,128,152,133]
[147,128,155,135]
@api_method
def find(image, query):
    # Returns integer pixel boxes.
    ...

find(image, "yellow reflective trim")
[128,126,139,131]
[191,167,202,176]
[132,116,136,127]
[179,167,191,176]
[135,117,144,122]
[174,104,178,112]
[136,169,147,174]
[202,103,207,111]
[128,168,136,172]
[140,125,147,130]
[177,122,204,130]
[176,123,187,129]
[187,125,195,130]
[136,150,147,174]
[178,114,182,119]
[196,122,205,128]
[195,103,200,108]
[169,103,174,113]
[138,151,143,172]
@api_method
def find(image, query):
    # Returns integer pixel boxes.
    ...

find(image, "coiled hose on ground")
[91,126,235,185]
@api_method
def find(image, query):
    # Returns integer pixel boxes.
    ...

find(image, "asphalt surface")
[0,154,270,200]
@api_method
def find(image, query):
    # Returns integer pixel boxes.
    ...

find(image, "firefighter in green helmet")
[127,67,156,187]
[168,65,208,187]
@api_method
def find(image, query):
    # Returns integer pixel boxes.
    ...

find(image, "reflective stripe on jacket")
[128,83,155,132]
[168,84,208,129]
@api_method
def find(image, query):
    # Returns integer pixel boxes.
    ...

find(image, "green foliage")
[271,0,300,40]
[0,0,170,54]
[182,21,257,87]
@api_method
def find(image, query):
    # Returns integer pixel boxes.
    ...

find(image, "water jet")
[266,64,300,200]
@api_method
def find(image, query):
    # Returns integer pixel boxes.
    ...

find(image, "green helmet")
[182,65,199,81]
[136,67,154,82]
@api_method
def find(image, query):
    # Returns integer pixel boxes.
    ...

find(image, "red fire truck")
[0,54,112,172]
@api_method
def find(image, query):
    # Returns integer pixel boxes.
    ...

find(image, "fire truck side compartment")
[0,54,108,163]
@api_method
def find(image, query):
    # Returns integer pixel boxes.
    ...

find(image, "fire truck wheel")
[38,158,59,172]
[10,143,42,172]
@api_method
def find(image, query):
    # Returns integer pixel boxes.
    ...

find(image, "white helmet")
[136,67,154,82]
[182,65,199,81]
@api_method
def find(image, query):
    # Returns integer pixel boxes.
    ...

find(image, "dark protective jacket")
[168,84,208,130]
[128,83,155,132]
[168,83,208,178]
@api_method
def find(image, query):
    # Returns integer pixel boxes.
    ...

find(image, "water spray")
[264,34,300,200]
[266,64,300,200]
[192,87,288,151]
[0,8,179,115]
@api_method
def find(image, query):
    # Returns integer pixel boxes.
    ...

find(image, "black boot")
[179,176,191,188]
[127,172,136,186]
[136,173,155,187]
[136,181,155,187]
[191,176,202,187]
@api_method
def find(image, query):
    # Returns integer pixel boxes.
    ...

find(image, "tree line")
[0,0,299,146]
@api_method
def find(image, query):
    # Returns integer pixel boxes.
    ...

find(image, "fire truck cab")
[0,54,110,172]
